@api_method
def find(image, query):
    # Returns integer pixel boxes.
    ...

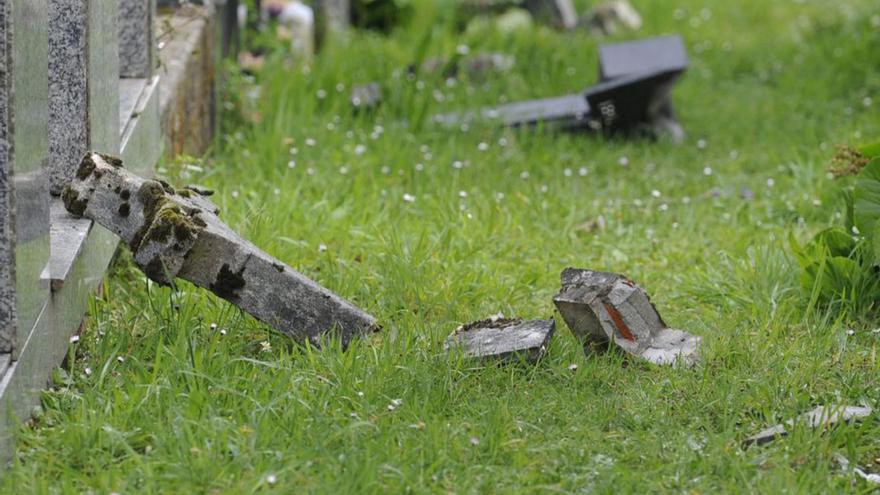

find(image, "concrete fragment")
[523,0,576,30]
[445,316,555,362]
[350,83,382,110]
[580,1,641,36]
[743,405,872,448]
[62,153,378,346]
[553,268,700,366]
[835,454,880,485]
[459,0,575,30]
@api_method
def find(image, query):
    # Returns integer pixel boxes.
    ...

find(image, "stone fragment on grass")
[62,153,378,346]
[350,83,382,110]
[580,1,641,36]
[553,268,700,366]
[743,405,873,447]
[445,315,555,362]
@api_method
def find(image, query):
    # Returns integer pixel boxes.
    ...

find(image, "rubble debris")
[553,268,700,366]
[411,52,515,80]
[350,83,382,110]
[458,0,576,31]
[62,153,378,346]
[434,35,688,140]
[743,405,872,447]
[834,454,880,485]
[580,1,641,36]
[445,315,555,362]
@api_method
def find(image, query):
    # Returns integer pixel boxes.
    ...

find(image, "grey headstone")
[63,153,379,347]
[48,0,120,195]
[119,0,156,78]
[315,0,349,32]
[0,0,51,356]
[445,316,555,362]
[553,268,700,366]
[523,0,576,30]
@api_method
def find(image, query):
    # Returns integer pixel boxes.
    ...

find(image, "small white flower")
[697,138,707,149]
[659,203,669,211]
[540,184,549,193]
[563,168,573,177]
[116,356,125,364]
[210,323,218,330]
[266,474,278,485]
[651,189,661,198]
[357,391,364,397]
[458,190,468,198]
[682,196,691,204]
[220,329,227,336]
[381,166,391,175]
[273,188,281,195]
[703,166,713,176]
[69,335,80,344]
[354,144,366,155]
[498,137,508,147]
[84,367,92,376]
[520,171,530,180]
[403,193,416,203]
[305,138,316,146]
[339,166,349,175]
[307,167,315,176]
[766,178,775,188]
[318,244,328,252]
[260,341,272,352]
[452,161,463,169]
[863,97,873,107]
[568,363,578,371]
[469,436,480,446]
[287,160,296,169]
[336,83,345,92]
[618,156,629,166]
[414,163,424,172]
[456,44,470,55]
[316,89,327,99]
[578,167,588,176]
[231,190,240,198]
[477,142,489,151]
[289,147,298,155]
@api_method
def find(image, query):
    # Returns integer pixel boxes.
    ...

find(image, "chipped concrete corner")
[63,153,378,346]
[445,315,555,362]
[553,267,700,366]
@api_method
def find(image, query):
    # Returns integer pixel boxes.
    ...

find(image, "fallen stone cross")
[434,35,688,139]
[743,405,873,448]
[62,153,378,346]
[445,315,555,362]
[553,268,700,366]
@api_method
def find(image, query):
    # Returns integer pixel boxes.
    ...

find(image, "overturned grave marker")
[445,315,555,362]
[553,268,700,366]
[743,405,872,448]
[434,35,688,139]
[63,153,378,346]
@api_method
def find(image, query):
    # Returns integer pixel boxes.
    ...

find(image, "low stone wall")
[0,0,237,462]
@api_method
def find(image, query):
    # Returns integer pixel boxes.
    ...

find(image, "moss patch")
[61,186,88,216]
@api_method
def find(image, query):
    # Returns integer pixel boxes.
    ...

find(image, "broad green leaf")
[852,158,880,238]
[858,139,880,159]
[872,221,880,262]
[809,226,856,258]
[800,256,860,302]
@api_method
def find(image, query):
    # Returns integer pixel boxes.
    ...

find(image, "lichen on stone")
[61,186,89,216]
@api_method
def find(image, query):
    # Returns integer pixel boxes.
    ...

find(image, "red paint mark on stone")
[604,303,636,342]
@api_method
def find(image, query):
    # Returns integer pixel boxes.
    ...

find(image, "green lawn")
[6,0,880,492]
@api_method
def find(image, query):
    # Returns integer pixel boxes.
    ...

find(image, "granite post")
[48,0,120,194]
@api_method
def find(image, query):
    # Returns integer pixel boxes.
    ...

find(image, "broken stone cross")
[62,153,378,346]
[553,268,700,366]
[435,35,688,139]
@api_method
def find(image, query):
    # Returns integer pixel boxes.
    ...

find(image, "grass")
[5,0,880,492]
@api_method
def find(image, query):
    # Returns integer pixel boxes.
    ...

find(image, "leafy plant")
[796,141,880,308]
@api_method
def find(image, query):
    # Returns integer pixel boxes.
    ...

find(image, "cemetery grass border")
[4,0,880,491]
